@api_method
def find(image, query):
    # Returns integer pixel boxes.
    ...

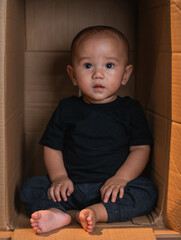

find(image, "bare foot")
[30,208,71,234]
[76,208,96,233]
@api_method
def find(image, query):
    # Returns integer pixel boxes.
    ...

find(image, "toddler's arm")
[44,146,74,202]
[100,144,150,203]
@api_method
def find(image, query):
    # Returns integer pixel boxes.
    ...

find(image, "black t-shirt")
[39,96,152,183]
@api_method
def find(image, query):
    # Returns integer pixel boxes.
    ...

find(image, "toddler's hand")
[100,176,128,203]
[48,176,74,202]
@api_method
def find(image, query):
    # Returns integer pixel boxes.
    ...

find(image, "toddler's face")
[67,33,133,104]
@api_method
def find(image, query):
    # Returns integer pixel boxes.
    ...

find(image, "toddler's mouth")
[93,84,105,90]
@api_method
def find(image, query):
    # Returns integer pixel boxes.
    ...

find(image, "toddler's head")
[67,26,133,104]
[70,26,130,65]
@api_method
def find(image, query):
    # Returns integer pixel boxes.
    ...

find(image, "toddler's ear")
[121,64,133,85]
[67,65,77,86]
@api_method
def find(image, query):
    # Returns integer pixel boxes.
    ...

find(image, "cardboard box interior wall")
[0,0,180,233]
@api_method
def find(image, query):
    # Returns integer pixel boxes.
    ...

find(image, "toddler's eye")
[106,63,114,69]
[84,63,93,69]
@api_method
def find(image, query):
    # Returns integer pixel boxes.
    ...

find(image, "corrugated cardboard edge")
[12,228,156,240]
[0,0,7,230]
[162,0,181,233]
[166,124,181,232]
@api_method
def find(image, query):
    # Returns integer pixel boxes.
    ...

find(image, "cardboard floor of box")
[13,210,159,230]
[10,210,163,239]
[12,228,156,240]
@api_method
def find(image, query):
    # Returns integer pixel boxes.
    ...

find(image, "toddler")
[20,25,158,234]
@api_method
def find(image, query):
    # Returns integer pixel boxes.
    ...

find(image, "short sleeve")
[129,101,152,146]
[39,102,65,150]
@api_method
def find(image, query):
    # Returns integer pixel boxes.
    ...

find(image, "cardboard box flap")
[12,228,156,240]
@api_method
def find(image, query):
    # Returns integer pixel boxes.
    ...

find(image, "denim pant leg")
[67,182,103,210]
[20,175,69,216]
[102,177,158,223]
[20,176,103,216]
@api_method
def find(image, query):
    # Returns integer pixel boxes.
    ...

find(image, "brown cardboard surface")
[172,53,181,122]
[25,52,77,132]
[25,133,46,178]
[4,0,25,230]
[26,0,136,51]
[163,123,181,232]
[163,0,181,232]
[0,0,7,229]
[171,0,181,127]
[12,228,156,240]
[136,1,171,118]
[171,0,181,52]
[136,52,171,118]
[137,1,171,53]
[136,0,171,221]
[146,112,171,213]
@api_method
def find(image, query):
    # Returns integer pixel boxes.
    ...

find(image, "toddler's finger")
[49,186,57,202]
[54,185,62,202]
[111,187,119,202]
[100,185,107,200]
[119,187,124,199]
[67,182,74,196]
[60,185,68,201]
[103,187,112,203]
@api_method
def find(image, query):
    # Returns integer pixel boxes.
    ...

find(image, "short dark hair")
[70,25,130,64]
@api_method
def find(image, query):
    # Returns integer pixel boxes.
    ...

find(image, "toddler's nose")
[92,68,104,79]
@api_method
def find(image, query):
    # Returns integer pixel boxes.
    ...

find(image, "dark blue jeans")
[20,176,158,223]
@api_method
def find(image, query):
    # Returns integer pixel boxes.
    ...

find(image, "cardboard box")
[0,0,180,237]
